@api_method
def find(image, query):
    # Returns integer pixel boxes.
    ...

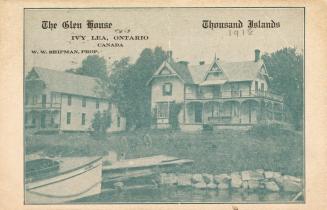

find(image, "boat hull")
[25,157,102,204]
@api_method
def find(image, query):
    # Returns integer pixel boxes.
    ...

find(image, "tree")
[102,47,167,128]
[91,110,112,138]
[261,47,304,129]
[65,55,108,78]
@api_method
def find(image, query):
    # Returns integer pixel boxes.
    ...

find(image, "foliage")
[151,107,157,127]
[91,110,112,138]
[262,47,304,130]
[102,47,167,128]
[169,102,182,129]
[65,55,108,78]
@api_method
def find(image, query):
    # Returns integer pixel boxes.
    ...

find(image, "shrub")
[169,102,182,129]
[91,110,112,139]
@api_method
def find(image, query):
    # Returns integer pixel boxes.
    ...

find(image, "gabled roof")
[168,61,194,84]
[25,67,105,98]
[147,60,194,85]
[149,57,266,85]
[219,60,264,82]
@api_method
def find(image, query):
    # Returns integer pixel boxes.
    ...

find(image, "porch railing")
[185,90,283,102]
[25,103,61,109]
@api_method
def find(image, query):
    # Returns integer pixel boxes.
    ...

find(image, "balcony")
[25,103,61,110]
[185,90,283,102]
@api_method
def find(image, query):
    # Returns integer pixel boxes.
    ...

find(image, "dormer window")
[163,83,172,96]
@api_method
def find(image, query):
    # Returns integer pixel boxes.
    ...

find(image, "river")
[75,186,299,203]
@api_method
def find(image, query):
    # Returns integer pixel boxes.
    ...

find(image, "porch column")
[202,102,204,124]
[168,101,170,124]
[183,102,186,123]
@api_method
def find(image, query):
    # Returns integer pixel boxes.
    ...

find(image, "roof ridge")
[32,66,99,81]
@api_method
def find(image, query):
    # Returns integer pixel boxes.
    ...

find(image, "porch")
[185,89,283,102]
[24,109,61,131]
[183,99,284,126]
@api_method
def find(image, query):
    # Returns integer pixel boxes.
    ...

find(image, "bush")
[91,110,112,139]
[169,102,182,129]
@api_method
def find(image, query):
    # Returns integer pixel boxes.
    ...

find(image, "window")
[67,112,71,124]
[157,102,169,119]
[108,103,112,110]
[261,83,265,91]
[185,86,193,99]
[25,94,29,105]
[117,116,120,128]
[255,81,258,92]
[96,99,100,109]
[82,97,86,107]
[24,113,28,124]
[81,113,86,125]
[162,83,172,96]
[68,95,72,106]
[51,93,60,104]
[32,95,38,105]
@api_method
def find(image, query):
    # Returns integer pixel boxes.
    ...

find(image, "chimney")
[199,61,205,65]
[167,50,173,61]
[178,61,189,66]
[255,49,260,62]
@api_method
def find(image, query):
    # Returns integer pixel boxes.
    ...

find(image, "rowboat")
[25,156,103,204]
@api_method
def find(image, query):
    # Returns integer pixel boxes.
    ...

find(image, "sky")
[25,8,304,72]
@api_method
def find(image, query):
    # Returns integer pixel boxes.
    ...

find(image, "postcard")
[0,1,326,210]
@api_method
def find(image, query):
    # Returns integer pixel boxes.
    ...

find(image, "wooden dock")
[102,155,193,183]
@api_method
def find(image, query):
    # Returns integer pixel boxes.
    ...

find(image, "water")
[76,186,299,203]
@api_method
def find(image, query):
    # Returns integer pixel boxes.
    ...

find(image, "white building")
[147,50,284,131]
[24,67,126,133]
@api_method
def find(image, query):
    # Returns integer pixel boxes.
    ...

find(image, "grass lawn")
[25,126,304,177]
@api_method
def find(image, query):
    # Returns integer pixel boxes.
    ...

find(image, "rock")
[113,182,124,190]
[248,180,260,190]
[264,171,274,179]
[202,173,213,184]
[273,172,283,185]
[265,181,280,192]
[273,172,282,179]
[191,174,203,184]
[159,173,167,184]
[213,174,231,184]
[241,170,264,181]
[177,173,192,186]
[207,182,217,189]
[282,180,302,192]
[274,177,284,185]
[217,182,229,190]
[231,173,242,188]
[242,181,249,190]
[160,173,177,185]
[256,169,265,175]
[283,175,302,183]
[259,182,266,189]
[193,182,207,189]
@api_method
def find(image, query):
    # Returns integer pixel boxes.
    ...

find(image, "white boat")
[25,156,103,204]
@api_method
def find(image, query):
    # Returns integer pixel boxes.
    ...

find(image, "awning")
[199,80,227,86]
